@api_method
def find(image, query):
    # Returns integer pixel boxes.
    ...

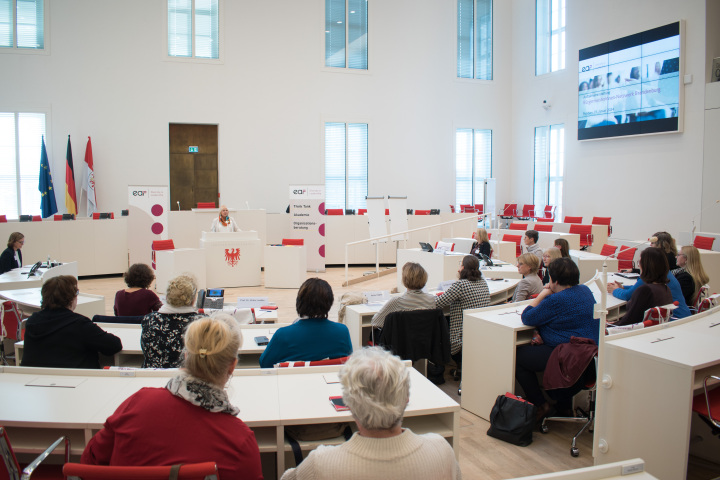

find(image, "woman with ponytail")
[82,314,263,480]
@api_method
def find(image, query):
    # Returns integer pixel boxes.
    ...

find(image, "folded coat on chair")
[378,309,451,366]
[543,337,597,390]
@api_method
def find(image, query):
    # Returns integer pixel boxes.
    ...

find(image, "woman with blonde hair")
[371,262,436,330]
[511,253,543,302]
[141,274,203,368]
[673,245,710,308]
[210,205,241,232]
[82,315,263,480]
[470,227,491,259]
[541,247,562,285]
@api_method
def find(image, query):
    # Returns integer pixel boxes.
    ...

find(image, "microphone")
[479,253,494,267]
[176,201,181,210]
[690,199,720,239]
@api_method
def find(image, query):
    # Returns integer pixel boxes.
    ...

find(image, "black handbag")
[486,392,537,446]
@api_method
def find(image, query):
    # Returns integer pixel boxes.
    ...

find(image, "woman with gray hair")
[280,347,461,479]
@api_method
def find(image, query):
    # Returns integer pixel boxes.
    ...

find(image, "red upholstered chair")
[534,224,553,232]
[64,462,218,480]
[499,203,517,219]
[151,239,175,270]
[385,209,390,215]
[1,426,69,480]
[196,202,216,208]
[274,356,350,368]
[357,208,367,215]
[600,244,617,257]
[474,204,484,215]
[533,205,555,221]
[642,302,678,324]
[694,235,715,251]
[503,234,522,257]
[696,292,720,314]
[460,204,475,213]
[508,223,528,231]
[448,205,455,213]
[325,209,344,215]
[564,216,583,224]
[592,216,612,236]
[282,238,304,246]
[516,204,535,220]
[32,215,42,221]
[53,214,63,221]
[415,210,431,215]
[692,375,720,439]
[617,246,636,271]
[569,224,593,250]
[0,215,6,222]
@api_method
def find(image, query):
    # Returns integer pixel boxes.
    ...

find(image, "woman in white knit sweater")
[280,347,461,480]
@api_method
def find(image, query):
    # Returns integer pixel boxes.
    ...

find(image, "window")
[535,0,565,75]
[533,124,564,218]
[455,128,491,207]
[325,122,368,210]
[168,0,219,59]
[0,111,46,219]
[457,0,492,80]
[325,0,368,69]
[0,0,45,50]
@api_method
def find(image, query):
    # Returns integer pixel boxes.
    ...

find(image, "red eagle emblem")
[225,248,241,267]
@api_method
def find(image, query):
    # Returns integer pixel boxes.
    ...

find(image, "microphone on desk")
[176,201,181,211]
[479,253,494,267]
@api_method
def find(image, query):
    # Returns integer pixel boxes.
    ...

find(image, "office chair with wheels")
[1,426,69,480]
[693,235,715,251]
[642,302,677,324]
[508,223,528,231]
[569,224,593,250]
[616,245,636,271]
[692,375,720,437]
[563,216,583,224]
[448,205,455,213]
[64,462,218,480]
[502,234,523,258]
[534,224,553,232]
[499,204,517,227]
[534,205,555,221]
[600,244,617,257]
[696,293,720,314]
[591,216,612,236]
[516,204,535,220]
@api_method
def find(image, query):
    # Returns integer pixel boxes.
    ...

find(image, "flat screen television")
[578,21,683,140]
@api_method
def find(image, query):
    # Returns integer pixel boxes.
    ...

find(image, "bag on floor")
[486,392,536,446]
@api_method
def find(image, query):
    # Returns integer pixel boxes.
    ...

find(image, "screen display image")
[578,22,681,140]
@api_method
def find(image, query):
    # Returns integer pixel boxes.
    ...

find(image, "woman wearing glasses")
[0,232,24,274]
[21,275,122,368]
[511,253,543,302]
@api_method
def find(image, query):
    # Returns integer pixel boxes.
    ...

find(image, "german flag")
[65,135,77,215]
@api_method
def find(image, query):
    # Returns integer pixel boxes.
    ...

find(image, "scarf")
[158,304,197,314]
[219,214,228,227]
[166,371,239,416]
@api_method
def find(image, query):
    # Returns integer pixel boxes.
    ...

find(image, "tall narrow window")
[457,0,492,80]
[325,122,368,210]
[325,0,368,69]
[455,128,492,207]
[533,124,564,219]
[0,112,46,219]
[0,0,45,50]
[168,0,219,59]
[535,0,565,75]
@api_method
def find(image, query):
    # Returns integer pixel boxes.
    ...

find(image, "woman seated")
[511,253,543,302]
[259,278,352,368]
[672,245,709,308]
[612,247,673,326]
[541,247,562,285]
[554,238,570,258]
[371,262,436,331]
[280,347,460,480]
[651,231,678,270]
[21,275,122,369]
[210,205,241,232]
[82,315,263,480]
[0,232,24,274]
[515,258,598,419]
[114,263,162,316]
[470,228,491,259]
[436,255,490,367]
[141,274,203,368]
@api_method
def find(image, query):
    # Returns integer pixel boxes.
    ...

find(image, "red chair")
[415,210,431,215]
[1,426,69,480]
[459,204,475,213]
[151,239,175,270]
[92,212,115,219]
[617,245,636,271]
[282,238,304,246]
[64,462,218,480]
[357,208,367,215]
[448,205,455,213]
[692,375,720,438]
[516,204,535,220]
[474,204,484,215]
[0,215,6,222]
[275,356,350,368]
[53,214,63,221]
[569,224,593,250]
[600,244,617,257]
[533,205,555,221]
[385,209,390,215]
[499,203,517,220]
[564,216,583,224]
[503,234,522,257]
[325,209,344,215]
[508,223,528,231]
[1,301,24,365]
[534,224,553,232]
[694,235,715,251]
[592,216,612,236]
[32,215,42,221]
[196,202,216,208]
[642,302,678,324]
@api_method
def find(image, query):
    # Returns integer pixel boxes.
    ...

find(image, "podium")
[201,231,261,287]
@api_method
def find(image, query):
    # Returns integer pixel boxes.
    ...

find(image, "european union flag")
[39,136,58,218]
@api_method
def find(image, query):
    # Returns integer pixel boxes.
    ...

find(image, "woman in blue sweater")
[515,258,598,419]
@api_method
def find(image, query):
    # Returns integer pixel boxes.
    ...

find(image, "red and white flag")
[82,136,97,216]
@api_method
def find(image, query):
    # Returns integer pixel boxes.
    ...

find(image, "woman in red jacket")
[81,315,263,480]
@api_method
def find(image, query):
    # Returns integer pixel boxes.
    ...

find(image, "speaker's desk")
[0,363,459,479]
[0,262,78,292]
[461,273,633,421]
[343,278,520,350]
[201,231,262,287]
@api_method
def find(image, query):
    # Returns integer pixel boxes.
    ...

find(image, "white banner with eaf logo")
[128,185,169,267]
[289,185,325,272]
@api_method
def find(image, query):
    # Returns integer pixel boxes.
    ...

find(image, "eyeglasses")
[676,253,686,257]
[75,290,80,297]
[517,262,525,266]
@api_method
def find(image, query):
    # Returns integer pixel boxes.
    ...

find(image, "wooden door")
[169,124,218,210]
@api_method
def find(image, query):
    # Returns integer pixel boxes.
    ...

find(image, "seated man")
[259,278,352,368]
[280,347,461,479]
[524,229,543,261]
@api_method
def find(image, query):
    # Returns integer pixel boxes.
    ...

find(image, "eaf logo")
[225,248,241,267]
[293,189,306,195]
[132,190,148,196]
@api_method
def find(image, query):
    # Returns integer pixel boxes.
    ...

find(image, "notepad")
[323,373,340,384]
[25,377,87,388]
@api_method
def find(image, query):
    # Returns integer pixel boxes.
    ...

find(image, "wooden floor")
[78,266,720,480]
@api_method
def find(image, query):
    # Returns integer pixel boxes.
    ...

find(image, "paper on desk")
[323,373,340,384]
[25,377,87,388]
[364,290,390,303]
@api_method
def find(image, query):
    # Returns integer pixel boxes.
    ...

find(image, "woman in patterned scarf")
[81,314,263,480]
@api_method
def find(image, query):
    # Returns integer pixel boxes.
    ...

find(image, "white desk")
[0,262,79,292]
[509,458,658,479]
[510,222,609,255]
[396,249,467,293]
[343,278,520,350]
[264,245,306,288]
[442,237,518,264]
[570,250,619,284]
[0,288,104,319]
[593,308,720,479]
[461,274,633,421]
[200,231,262,287]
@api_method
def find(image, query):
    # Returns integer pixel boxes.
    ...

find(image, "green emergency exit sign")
[188,146,199,153]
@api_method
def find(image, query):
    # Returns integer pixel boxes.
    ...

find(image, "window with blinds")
[533,124,564,218]
[168,0,219,59]
[536,0,565,75]
[457,0,492,80]
[0,0,45,50]
[325,0,367,70]
[0,112,46,219]
[325,122,368,210]
[455,128,491,207]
